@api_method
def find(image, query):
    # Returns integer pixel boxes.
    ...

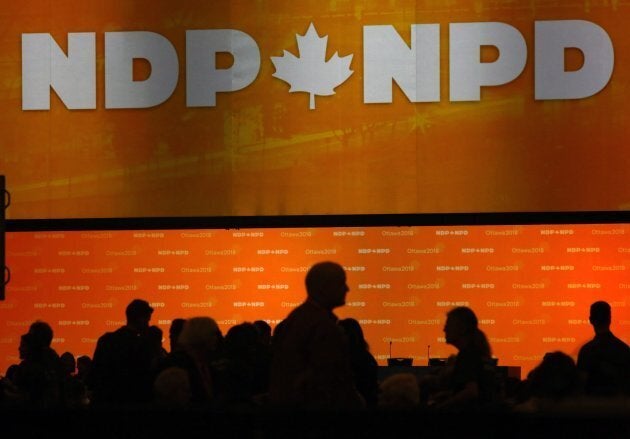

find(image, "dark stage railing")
[7,210,630,233]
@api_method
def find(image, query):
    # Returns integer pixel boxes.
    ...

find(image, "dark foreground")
[2,401,630,439]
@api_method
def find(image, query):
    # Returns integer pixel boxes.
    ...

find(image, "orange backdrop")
[2,223,629,378]
[1,1,630,218]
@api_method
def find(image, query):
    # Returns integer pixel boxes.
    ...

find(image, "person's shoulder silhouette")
[577,300,630,396]
[268,261,363,409]
[13,323,64,408]
[425,306,498,411]
[90,299,155,405]
[159,316,222,406]
[338,317,379,408]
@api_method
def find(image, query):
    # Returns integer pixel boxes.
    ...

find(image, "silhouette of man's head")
[305,261,349,310]
[28,320,54,349]
[589,301,612,328]
[125,299,154,330]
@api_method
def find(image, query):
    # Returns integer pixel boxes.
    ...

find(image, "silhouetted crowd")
[1,261,630,416]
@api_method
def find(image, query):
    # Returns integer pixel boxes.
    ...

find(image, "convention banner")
[1,1,628,218]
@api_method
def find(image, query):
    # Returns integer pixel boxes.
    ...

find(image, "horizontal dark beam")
[7,210,630,232]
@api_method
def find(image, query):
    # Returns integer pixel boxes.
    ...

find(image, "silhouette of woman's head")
[444,306,478,344]
[528,351,580,400]
[225,322,259,357]
[169,318,187,352]
[178,317,221,353]
[444,306,491,357]
[60,351,76,375]
[253,320,272,345]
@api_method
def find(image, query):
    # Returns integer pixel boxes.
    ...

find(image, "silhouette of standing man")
[90,299,156,405]
[269,261,363,409]
[577,300,630,396]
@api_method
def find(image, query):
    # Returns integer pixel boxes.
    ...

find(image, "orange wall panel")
[2,223,629,378]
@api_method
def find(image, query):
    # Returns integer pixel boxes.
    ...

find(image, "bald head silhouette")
[305,261,349,311]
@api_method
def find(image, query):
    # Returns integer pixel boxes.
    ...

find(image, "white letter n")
[22,33,96,110]
[363,25,440,103]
